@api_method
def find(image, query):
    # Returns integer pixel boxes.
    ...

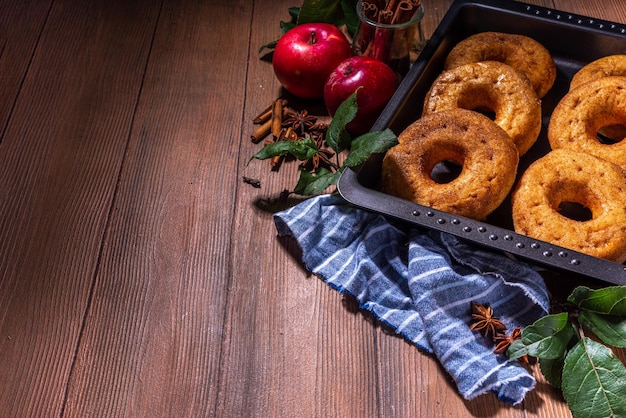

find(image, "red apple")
[272,23,352,99]
[324,56,398,134]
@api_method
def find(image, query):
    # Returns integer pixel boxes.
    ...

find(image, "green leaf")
[287,6,300,20]
[578,310,626,348]
[568,286,626,315]
[297,0,345,26]
[343,129,398,168]
[516,313,574,359]
[258,40,278,54]
[340,0,359,35]
[540,356,565,389]
[249,137,318,162]
[293,168,341,196]
[506,339,529,361]
[258,7,299,53]
[562,337,626,418]
[326,89,360,153]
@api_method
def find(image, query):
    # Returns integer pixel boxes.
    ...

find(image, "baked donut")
[381,109,519,220]
[570,54,626,90]
[444,31,556,98]
[512,149,626,263]
[548,76,626,169]
[423,61,542,155]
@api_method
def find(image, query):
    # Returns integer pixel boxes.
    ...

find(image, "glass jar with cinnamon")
[352,0,426,76]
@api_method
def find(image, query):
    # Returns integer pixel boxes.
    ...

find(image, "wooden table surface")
[1,0,626,416]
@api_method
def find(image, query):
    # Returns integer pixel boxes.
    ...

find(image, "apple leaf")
[343,129,398,168]
[259,8,300,53]
[507,312,574,360]
[249,136,318,162]
[340,0,359,35]
[578,310,626,348]
[568,286,626,316]
[286,7,301,21]
[293,168,341,196]
[506,339,529,360]
[297,0,346,27]
[539,356,565,389]
[326,88,360,153]
[562,337,626,418]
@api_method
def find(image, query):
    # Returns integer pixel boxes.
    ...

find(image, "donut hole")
[552,185,597,222]
[473,107,496,120]
[430,160,463,184]
[597,124,626,144]
[457,87,498,121]
[423,144,465,184]
[558,202,593,222]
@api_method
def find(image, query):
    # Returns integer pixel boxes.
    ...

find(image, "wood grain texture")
[224,1,380,416]
[0,0,53,141]
[61,0,252,416]
[0,0,158,416]
[0,0,625,417]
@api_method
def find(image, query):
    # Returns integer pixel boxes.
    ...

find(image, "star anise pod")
[493,327,523,355]
[283,109,317,135]
[469,302,507,337]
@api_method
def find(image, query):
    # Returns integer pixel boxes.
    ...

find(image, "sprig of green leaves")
[297,0,358,34]
[508,285,626,418]
[259,0,359,53]
[250,89,398,196]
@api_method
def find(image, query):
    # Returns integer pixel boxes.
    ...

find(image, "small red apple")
[272,23,352,99]
[324,56,398,134]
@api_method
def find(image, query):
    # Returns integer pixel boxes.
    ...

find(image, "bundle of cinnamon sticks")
[355,0,424,75]
[361,0,422,25]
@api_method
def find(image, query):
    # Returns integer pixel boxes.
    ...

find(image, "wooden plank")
[0,0,52,140]
[59,0,253,416]
[221,1,382,416]
[0,0,159,416]
[553,0,626,22]
[0,0,623,416]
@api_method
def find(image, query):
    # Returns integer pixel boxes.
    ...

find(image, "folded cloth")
[273,194,550,405]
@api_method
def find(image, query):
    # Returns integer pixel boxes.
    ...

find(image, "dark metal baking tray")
[337,0,626,285]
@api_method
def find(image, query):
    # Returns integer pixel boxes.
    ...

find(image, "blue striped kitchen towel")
[273,194,550,405]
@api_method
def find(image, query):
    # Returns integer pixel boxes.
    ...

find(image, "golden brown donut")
[423,61,542,156]
[444,31,556,98]
[381,109,519,221]
[570,54,626,90]
[512,149,626,263]
[548,76,626,169]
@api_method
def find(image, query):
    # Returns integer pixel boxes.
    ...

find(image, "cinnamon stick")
[270,154,283,168]
[270,123,295,169]
[253,103,273,124]
[372,10,394,62]
[251,118,272,143]
[391,1,414,24]
[361,1,379,20]
[271,99,284,138]
[378,9,394,24]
